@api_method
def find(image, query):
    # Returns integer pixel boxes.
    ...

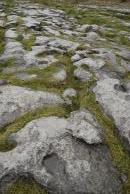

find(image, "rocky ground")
[0,0,130,193]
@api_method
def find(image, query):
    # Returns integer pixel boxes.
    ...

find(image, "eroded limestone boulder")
[93,78,130,151]
[0,109,122,194]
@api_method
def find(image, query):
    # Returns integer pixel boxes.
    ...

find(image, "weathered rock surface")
[74,67,92,82]
[0,110,122,194]
[74,58,105,70]
[86,31,99,41]
[0,1,130,193]
[67,109,103,144]
[0,41,25,65]
[5,29,18,39]
[63,88,77,98]
[93,78,130,151]
[53,69,67,81]
[0,85,64,128]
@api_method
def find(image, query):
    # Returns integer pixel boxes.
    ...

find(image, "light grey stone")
[78,24,99,33]
[63,88,77,98]
[5,29,18,39]
[0,85,64,128]
[44,26,60,36]
[53,69,67,81]
[86,32,99,41]
[35,36,50,45]
[74,58,105,70]
[97,51,117,66]
[93,78,130,151]
[24,46,57,67]
[0,112,122,194]
[23,16,41,28]
[0,19,5,27]
[117,50,130,61]
[125,81,130,92]
[74,67,92,82]
[67,109,103,144]
[71,54,81,62]
[0,41,25,65]
[47,38,79,51]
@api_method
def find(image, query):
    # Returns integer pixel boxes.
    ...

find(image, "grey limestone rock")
[74,67,92,82]
[0,110,122,194]
[93,78,130,151]
[0,85,64,128]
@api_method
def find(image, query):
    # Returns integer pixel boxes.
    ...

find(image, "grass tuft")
[6,177,48,194]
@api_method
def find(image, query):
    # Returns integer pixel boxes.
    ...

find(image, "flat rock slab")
[0,85,64,128]
[0,109,122,194]
[93,78,130,151]
[74,58,105,70]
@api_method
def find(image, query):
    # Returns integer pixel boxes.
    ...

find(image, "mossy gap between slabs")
[22,35,36,51]
[79,90,130,193]
[6,176,48,194]
[0,58,16,73]
[0,52,96,152]
[0,28,5,55]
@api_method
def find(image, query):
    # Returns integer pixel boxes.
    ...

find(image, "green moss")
[123,71,130,80]
[6,177,47,194]
[119,36,130,47]
[0,64,66,93]
[102,31,117,39]
[0,28,5,54]
[0,58,15,73]
[2,0,15,13]
[76,44,88,51]
[22,35,36,51]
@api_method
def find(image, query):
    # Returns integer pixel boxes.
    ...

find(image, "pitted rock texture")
[67,109,103,144]
[94,78,130,151]
[0,110,122,194]
[0,85,64,128]
[0,0,130,193]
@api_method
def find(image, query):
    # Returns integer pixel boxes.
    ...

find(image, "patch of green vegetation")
[76,44,88,51]
[0,28,5,54]
[102,31,117,39]
[110,11,130,21]
[6,177,47,194]
[15,17,24,41]
[0,52,95,95]
[119,36,130,47]
[0,58,15,73]
[123,71,130,80]
[2,0,15,13]
[0,64,65,93]
[0,106,68,152]
[22,35,36,51]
